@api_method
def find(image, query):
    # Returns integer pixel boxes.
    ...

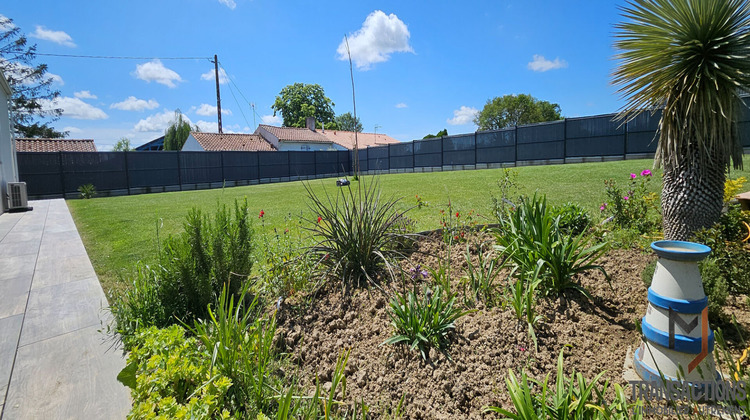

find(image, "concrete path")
[0,199,130,419]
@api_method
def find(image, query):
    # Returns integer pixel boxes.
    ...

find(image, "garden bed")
[275,233,667,418]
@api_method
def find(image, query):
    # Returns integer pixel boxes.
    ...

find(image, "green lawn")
[68,157,750,294]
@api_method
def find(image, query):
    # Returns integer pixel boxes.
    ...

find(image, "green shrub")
[485,348,642,419]
[384,285,470,361]
[77,183,97,199]
[551,202,592,236]
[699,258,729,323]
[601,170,660,234]
[305,179,413,291]
[640,259,656,287]
[119,325,235,419]
[495,194,608,299]
[110,199,254,344]
[506,261,544,351]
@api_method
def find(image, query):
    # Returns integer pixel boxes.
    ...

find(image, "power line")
[35,52,211,61]
[218,61,263,128]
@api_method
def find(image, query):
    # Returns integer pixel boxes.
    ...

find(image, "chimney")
[306,117,316,131]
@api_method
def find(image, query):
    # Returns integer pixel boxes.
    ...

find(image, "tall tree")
[112,137,132,151]
[335,112,363,132]
[423,129,448,139]
[613,0,750,240]
[271,83,336,128]
[473,94,562,131]
[163,111,194,151]
[0,15,64,137]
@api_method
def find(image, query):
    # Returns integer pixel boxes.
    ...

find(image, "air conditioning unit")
[8,182,28,210]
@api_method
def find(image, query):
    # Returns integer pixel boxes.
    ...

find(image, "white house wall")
[181,134,205,151]
[277,141,342,152]
[0,71,15,214]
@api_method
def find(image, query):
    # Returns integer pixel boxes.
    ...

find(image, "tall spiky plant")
[613,0,750,240]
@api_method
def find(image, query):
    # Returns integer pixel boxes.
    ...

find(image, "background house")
[0,69,17,214]
[135,136,164,151]
[16,138,97,152]
[318,130,400,149]
[181,132,276,151]
[254,117,401,151]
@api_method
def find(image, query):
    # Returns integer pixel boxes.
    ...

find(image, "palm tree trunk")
[661,155,725,241]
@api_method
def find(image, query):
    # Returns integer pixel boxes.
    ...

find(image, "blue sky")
[3,1,626,150]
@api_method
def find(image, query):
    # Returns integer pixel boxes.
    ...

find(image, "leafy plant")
[109,199,254,345]
[699,258,729,323]
[491,168,519,223]
[551,202,591,236]
[78,183,97,199]
[725,176,747,203]
[485,347,643,419]
[601,170,660,234]
[506,261,544,351]
[304,179,413,292]
[495,194,608,299]
[187,282,277,415]
[461,242,503,308]
[384,285,471,361]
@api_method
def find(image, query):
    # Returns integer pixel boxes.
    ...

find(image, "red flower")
[454,235,459,241]
[317,216,322,223]
[324,253,330,260]
[258,210,265,218]
[460,231,465,238]
[455,212,460,218]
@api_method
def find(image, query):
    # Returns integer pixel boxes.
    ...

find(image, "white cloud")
[200,67,229,84]
[0,15,16,31]
[134,110,193,132]
[133,59,183,88]
[40,96,108,120]
[336,10,413,70]
[261,114,281,125]
[1,60,64,85]
[447,106,478,125]
[395,103,407,109]
[527,54,568,72]
[110,96,159,111]
[74,90,97,99]
[218,0,236,9]
[195,120,239,133]
[30,26,76,47]
[193,103,231,116]
[62,126,82,134]
[48,72,64,85]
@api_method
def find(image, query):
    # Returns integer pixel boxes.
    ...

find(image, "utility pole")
[213,54,223,134]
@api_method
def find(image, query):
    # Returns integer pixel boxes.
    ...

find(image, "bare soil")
[274,233,750,419]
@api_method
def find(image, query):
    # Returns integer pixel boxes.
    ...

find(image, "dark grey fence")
[18,150,351,198]
[17,101,750,199]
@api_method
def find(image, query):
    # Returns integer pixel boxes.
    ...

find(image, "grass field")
[67,157,750,294]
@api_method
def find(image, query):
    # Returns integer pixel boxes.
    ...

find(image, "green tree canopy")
[112,137,132,151]
[423,129,448,139]
[474,94,562,131]
[163,111,194,151]
[271,83,336,128]
[0,15,65,137]
[335,112,362,132]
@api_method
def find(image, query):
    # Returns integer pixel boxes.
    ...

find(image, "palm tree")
[613,0,750,240]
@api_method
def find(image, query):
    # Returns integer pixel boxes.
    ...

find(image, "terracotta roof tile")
[16,138,97,152]
[189,132,275,151]
[318,130,400,149]
[258,124,331,143]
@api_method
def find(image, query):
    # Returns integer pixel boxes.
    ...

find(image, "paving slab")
[0,199,131,420]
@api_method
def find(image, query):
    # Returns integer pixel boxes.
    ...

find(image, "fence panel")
[127,151,179,187]
[566,115,625,157]
[17,152,63,196]
[413,138,441,167]
[180,152,222,184]
[517,121,565,160]
[222,151,259,181]
[626,110,660,154]
[258,151,289,179]
[354,149,368,172]
[337,150,351,175]
[287,151,315,176]
[315,151,340,176]
[476,129,515,163]
[442,134,475,165]
[62,152,128,193]
[367,146,389,171]
[389,142,413,169]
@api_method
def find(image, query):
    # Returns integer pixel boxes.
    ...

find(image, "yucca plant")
[383,285,470,361]
[304,178,413,292]
[613,0,750,240]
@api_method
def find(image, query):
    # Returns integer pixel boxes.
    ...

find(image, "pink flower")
[623,196,629,201]
[600,203,607,211]
[641,169,652,177]
[630,173,637,179]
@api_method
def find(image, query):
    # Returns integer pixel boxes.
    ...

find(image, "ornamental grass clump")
[304,178,413,292]
[384,285,471,361]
